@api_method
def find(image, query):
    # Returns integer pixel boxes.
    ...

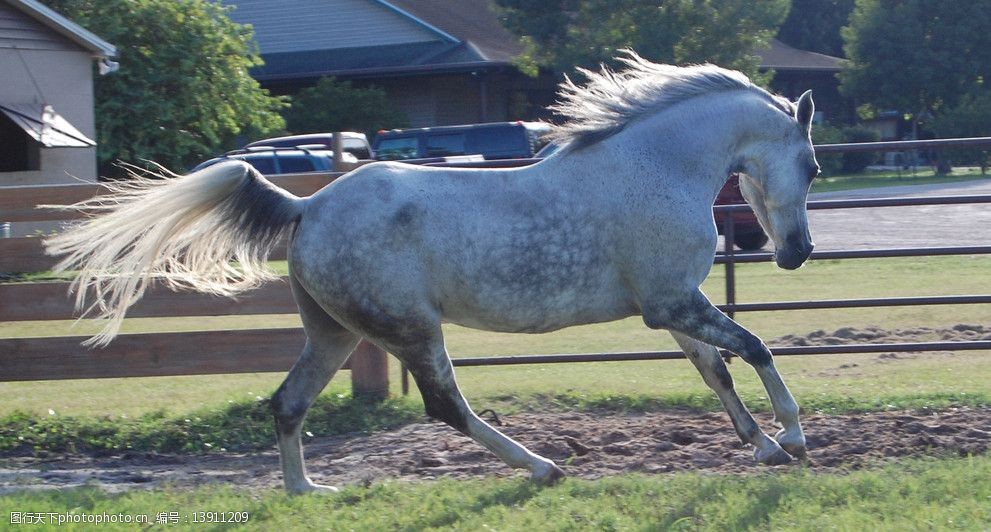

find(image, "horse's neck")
[577,90,769,204]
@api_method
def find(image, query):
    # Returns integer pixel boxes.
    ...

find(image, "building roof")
[3,0,115,58]
[383,0,523,63]
[757,39,844,72]
[225,0,519,82]
[227,1,841,83]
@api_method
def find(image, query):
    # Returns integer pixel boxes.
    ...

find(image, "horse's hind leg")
[669,332,791,465]
[395,330,565,484]
[271,275,360,494]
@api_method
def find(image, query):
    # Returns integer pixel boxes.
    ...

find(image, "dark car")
[191,146,357,175]
[374,121,551,161]
[244,132,373,160]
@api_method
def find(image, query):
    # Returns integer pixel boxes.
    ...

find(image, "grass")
[810,166,988,193]
[1,454,988,530]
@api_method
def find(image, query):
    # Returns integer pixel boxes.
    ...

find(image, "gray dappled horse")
[46,52,819,493]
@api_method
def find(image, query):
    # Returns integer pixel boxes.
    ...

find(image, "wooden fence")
[0,170,390,397]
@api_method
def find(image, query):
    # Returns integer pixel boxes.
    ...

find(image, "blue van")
[373,121,551,161]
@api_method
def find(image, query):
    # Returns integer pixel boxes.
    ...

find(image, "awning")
[0,103,96,148]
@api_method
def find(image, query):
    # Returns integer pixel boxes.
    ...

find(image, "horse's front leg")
[644,289,806,461]
[669,332,792,465]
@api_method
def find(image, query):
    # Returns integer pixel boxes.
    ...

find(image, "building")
[0,0,116,187]
[226,1,847,128]
[758,38,847,124]
[223,0,528,127]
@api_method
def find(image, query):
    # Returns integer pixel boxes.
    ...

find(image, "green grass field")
[810,167,989,193]
[1,455,988,530]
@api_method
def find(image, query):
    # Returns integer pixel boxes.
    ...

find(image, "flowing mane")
[547,51,791,150]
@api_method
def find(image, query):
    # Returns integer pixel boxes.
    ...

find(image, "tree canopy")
[840,0,991,122]
[495,0,790,83]
[283,78,408,138]
[776,0,854,57]
[44,0,286,176]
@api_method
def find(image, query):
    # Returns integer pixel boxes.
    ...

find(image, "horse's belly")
[440,288,636,334]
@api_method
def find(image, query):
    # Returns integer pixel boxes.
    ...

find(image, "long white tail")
[44,161,304,346]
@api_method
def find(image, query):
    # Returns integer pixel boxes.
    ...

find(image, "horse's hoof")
[531,462,566,485]
[287,482,340,495]
[754,444,793,466]
[774,428,808,461]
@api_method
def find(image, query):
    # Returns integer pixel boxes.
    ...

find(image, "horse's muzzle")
[774,236,814,270]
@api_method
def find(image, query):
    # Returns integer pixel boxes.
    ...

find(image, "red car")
[715,174,769,251]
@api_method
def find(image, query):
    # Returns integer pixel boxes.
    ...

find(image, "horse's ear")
[796,90,814,132]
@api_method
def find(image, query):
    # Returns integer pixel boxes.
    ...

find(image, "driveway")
[806,178,991,250]
[719,177,991,251]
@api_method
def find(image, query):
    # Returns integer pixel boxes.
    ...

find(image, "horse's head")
[736,90,819,269]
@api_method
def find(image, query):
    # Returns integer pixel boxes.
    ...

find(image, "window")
[376,137,419,160]
[241,155,276,175]
[426,133,466,157]
[468,126,526,158]
[277,155,316,174]
[0,113,40,172]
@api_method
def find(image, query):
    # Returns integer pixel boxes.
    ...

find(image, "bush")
[930,90,991,174]
[811,124,843,175]
[839,125,880,173]
[812,124,881,176]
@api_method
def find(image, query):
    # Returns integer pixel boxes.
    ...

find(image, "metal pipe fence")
[400,137,991,395]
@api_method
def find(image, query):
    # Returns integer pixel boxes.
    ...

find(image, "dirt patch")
[773,323,991,347]
[2,407,988,493]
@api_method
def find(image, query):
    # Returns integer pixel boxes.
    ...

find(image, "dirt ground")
[1,324,989,493]
[1,407,989,494]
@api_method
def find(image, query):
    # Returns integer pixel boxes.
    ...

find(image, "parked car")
[717,174,769,251]
[244,132,373,160]
[373,121,551,161]
[537,140,767,250]
[191,146,357,175]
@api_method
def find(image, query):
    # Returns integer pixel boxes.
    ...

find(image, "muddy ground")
[1,325,989,493]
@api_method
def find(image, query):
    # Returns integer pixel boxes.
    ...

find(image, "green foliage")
[0,394,419,455]
[811,124,844,175]
[2,456,990,529]
[812,124,878,174]
[840,0,991,121]
[283,77,408,137]
[495,0,790,83]
[930,90,991,174]
[776,0,854,57]
[43,0,287,176]
[838,124,880,172]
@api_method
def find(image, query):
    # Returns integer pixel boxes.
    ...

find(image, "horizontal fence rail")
[449,341,991,367]
[1,137,990,390]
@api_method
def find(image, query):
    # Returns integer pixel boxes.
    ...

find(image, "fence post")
[332,132,345,172]
[722,212,736,320]
[349,339,390,400]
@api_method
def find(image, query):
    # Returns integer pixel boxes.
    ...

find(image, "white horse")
[46,52,819,494]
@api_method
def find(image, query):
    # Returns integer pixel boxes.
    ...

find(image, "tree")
[930,90,991,174]
[43,0,286,176]
[283,78,408,137]
[776,0,854,57]
[495,0,790,83]
[840,0,991,134]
